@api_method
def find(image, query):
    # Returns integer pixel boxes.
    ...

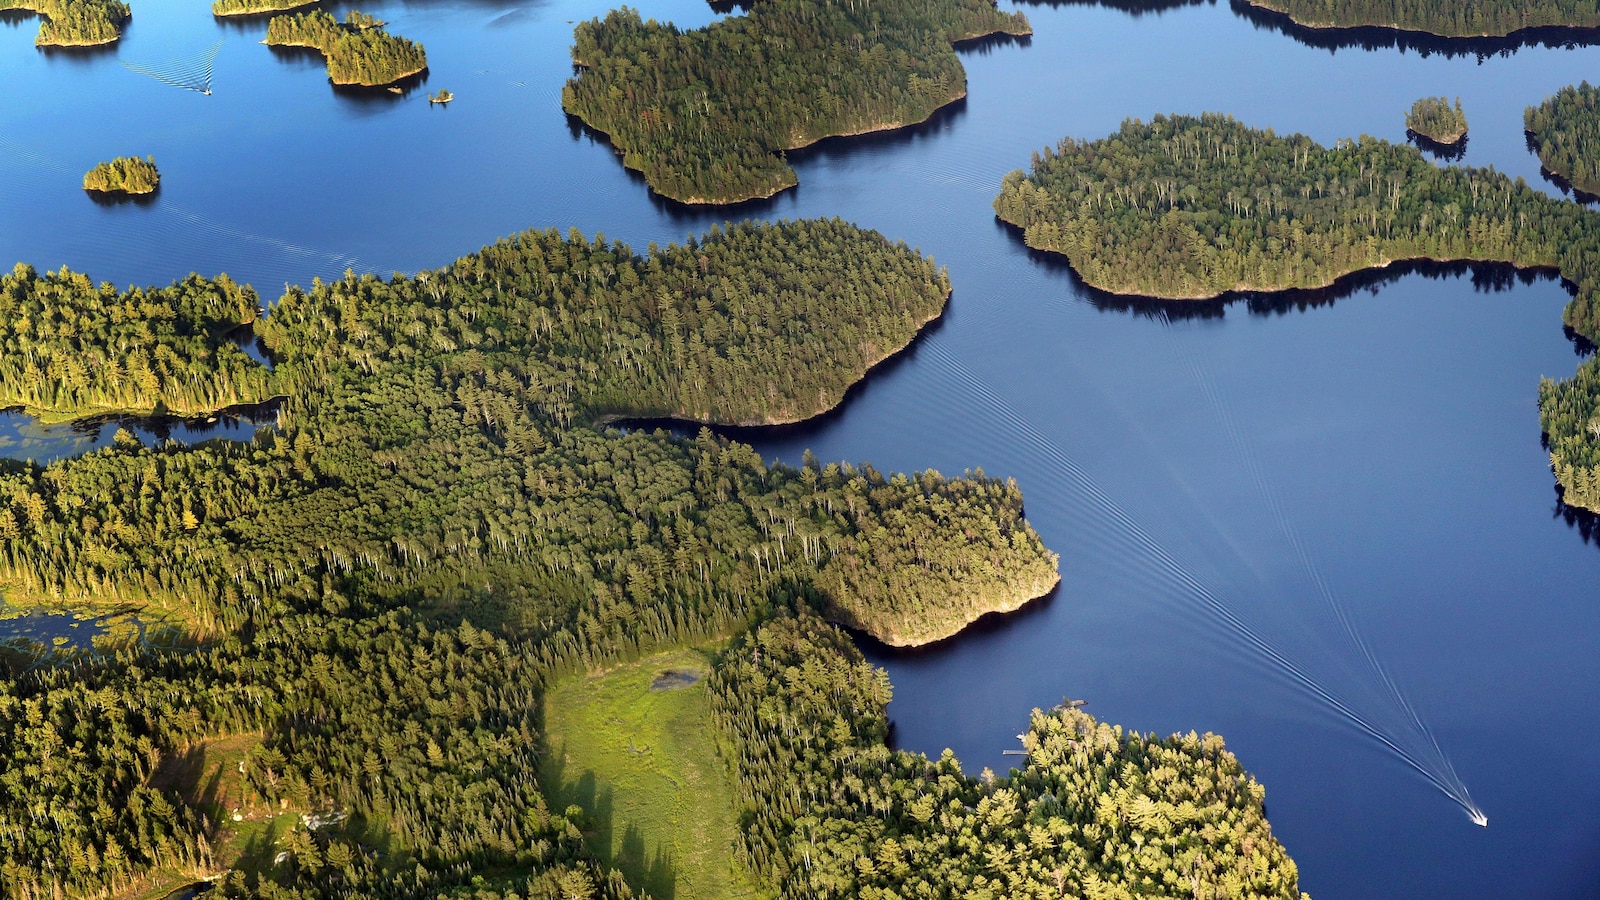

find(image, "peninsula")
[562,0,1031,204]
[0,0,129,46]
[82,154,159,196]
[1238,0,1600,38]
[264,9,426,87]
[209,0,315,17]
[994,113,1600,512]
[1527,82,1600,197]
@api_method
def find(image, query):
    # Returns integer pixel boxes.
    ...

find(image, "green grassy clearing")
[542,647,766,900]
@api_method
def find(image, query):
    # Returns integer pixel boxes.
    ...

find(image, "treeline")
[993,113,1600,512]
[709,614,1309,899]
[1240,0,1600,37]
[562,0,1030,203]
[82,155,159,194]
[264,9,426,87]
[1407,96,1467,144]
[1526,82,1600,197]
[210,0,314,17]
[0,0,129,46]
[1541,357,1600,511]
[0,263,272,420]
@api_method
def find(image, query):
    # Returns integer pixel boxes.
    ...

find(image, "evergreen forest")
[1405,96,1467,144]
[81,155,160,195]
[1526,81,1600,197]
[264,9,426,87]
[210,0,315,17]
[993,113,1600,512]
[1239,0,1600,37]
[561,0,1030,203]
[0,0,129,46]
[0,214,1320,899]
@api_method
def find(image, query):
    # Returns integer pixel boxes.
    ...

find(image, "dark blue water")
[4,1,1600,896]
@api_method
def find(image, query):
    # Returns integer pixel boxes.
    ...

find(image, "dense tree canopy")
[265,9,426,87]
[0,263,270,420]
[1239,0,1600,37]
[81,154,159,195]
[993,113,1600,512]
[1526,81,1600,197]
[0,0,129,46]
[710,615,1309,900]
[562,0,1029,203]
[1406,96,1467,144]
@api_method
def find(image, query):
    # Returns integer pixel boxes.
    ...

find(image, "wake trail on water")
[122,40,223,95]
[1158,316,1484,825]
[918,339,1485,826]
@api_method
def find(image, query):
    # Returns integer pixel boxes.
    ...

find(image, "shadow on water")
[1410,130,1467,162]
[951,30,1033,55]
[1553,488,1600,552]
[995,216,1570,323]
[1015,0,1600,55]
[0,398,283,466]
[609,296,949,447]
[86,187,160,208]
[1527,132,1600,206]
[565,97,976,223]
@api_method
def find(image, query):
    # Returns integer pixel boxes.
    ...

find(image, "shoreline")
[213,0,319,17]
[1237,0,1600,39]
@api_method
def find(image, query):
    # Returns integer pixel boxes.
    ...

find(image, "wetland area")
[4,0,1600,897]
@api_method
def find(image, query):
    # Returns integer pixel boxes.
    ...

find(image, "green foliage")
[1526,81,1600,196]
[0,0,129,46]
[562,0,1029,203]
[1406,96,1467,144]
[994,112,1600,508]
[82,154,159,194]
[543,647,768,900]
[1240,0,1600,36]
[1541,356,1600,511]
[209,0,314,17]
[709,615,1309,900]
[0,263,272,419]
[264,9,427,87]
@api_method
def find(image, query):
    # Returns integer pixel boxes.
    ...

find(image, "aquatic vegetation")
[1406,95,1468,145]
[1526,81,1600,197]
[0,0,129,46]
[562,0,1029,203]
[264,9,426,87]
[81,154,159,195]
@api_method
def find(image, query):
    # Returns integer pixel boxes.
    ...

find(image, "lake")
[3,0,1599,896]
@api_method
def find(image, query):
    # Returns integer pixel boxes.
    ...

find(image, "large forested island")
[0,0,129,46]
[561,0,1030,204]
[0,216,1314,900]
[1237,0,1600,37]
[1526,82,1600,197]
[264,9,426,87]
[994,113,1600,513]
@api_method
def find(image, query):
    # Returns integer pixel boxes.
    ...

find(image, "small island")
[1406,95,1468,146]
[209,0,315,17]
[82,155,159,195]
[0,0,129,47]
[562,0,1031,204]
[1526,82,1600,197]
[264,9,426,87]
[993,114,1600,513]
[1237,0,1600,38]
[429,88,452,104]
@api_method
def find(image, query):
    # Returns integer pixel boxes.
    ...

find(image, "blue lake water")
[3,0,1600,896]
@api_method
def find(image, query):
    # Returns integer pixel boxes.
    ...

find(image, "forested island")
[1407,96,1467,145]
[1526,82,1600,197]
[994,113,1600,513]
[1237,0,1600,38]
[211,0,314,16]
[264,9,425,87]
[0,0,129,47]
[0,215,1317,899]
[81,154,159,195]
[561,0,1030,204]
